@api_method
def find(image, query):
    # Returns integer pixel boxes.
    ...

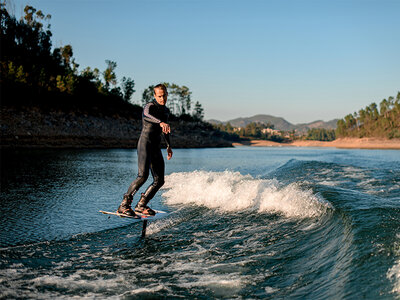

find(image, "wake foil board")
[99,209,167,237]
[99,209,167,220]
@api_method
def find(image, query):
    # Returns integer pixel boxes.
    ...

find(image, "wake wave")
[388,259,400,295]
[162,171,332,218]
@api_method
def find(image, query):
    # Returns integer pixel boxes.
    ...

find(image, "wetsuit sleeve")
[163,133,171,148]
[163,107,171,147]
[143,103,162,123]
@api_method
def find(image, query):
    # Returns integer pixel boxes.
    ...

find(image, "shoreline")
[233,138,400,150]
[0,106,232,149]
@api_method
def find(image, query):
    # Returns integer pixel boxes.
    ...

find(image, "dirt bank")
[290,138,400,149]
[0,107,232,149]
[233,138,400,149]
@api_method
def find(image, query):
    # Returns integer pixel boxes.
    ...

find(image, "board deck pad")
[99,210,167,220]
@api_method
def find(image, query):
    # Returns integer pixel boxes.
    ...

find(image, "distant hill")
[225,115,295,131]
[207,114,339,134]
[207,119,223,125]
[295,119,339,133]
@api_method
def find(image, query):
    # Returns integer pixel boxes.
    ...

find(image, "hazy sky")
[8,0,400,124]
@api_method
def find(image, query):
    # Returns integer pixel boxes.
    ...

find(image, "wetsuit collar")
[153,99,164,107]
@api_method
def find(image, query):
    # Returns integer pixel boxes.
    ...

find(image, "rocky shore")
[0,107,232,149]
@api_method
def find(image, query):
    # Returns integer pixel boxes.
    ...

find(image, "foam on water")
[146,212,188,235]
[388,260,400,295]
[124,284,171,296]
[162,171,331,218]
[387,234,400,296]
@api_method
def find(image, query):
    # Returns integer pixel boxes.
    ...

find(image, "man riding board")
[117,83,173,216]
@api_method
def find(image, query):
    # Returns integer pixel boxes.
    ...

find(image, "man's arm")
[143,103,162,123]
[163,133,173,160]
[163,106,172,160]
[163,132,171,148]
[164,106,172,159]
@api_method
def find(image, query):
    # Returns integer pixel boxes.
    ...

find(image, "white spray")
[162,171,331,218]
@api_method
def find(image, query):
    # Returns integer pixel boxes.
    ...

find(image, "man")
[117,83,173,216]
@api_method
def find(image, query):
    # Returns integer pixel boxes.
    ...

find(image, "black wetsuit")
[125,100,171,201]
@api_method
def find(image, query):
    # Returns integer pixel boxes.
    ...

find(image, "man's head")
[154,84,168,106]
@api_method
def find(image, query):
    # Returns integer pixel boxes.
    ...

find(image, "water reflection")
[0,149,140,246]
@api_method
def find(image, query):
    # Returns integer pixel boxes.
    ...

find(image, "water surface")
[1,147,399,299]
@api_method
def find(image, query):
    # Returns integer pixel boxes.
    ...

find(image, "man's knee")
[137,172,149,184]
[154,177,165,188]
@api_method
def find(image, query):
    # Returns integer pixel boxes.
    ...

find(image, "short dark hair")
[154,83,167,93]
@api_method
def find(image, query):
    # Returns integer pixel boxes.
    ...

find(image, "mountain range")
[207,114,339,134]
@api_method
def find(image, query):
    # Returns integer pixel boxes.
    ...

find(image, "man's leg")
[135,148,165,215]
[118,139,150,216]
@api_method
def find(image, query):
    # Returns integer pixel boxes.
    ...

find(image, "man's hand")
[160,122,170,134]
[167,146,173,160]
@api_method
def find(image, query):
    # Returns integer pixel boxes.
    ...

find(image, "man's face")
[154,88,168,106]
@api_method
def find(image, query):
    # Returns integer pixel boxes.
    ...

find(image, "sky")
[7,0,400,124]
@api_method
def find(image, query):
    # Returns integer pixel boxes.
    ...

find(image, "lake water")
[1,147,399,299]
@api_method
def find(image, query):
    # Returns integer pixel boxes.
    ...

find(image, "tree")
[395,92,400,114]
[109,86,122,97]
[81,66,98,81]
[344,114,356,130]
[192,101,204,121]
[161,82,192,115]
[306,128,336,141]
[60,45,73,69]
[163,82,178,114]
[141,85,155,106]
[336,119,346,137]
[103,60,117,91]
[121,76,135,102]
[141,82,194,116]
[23,5,51,29]
[1,4,142,115]
[177,85,191,114]
[336,93,400,139]
[368,103,379,120]
[380,99,389,118]
[1,4,53,87]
